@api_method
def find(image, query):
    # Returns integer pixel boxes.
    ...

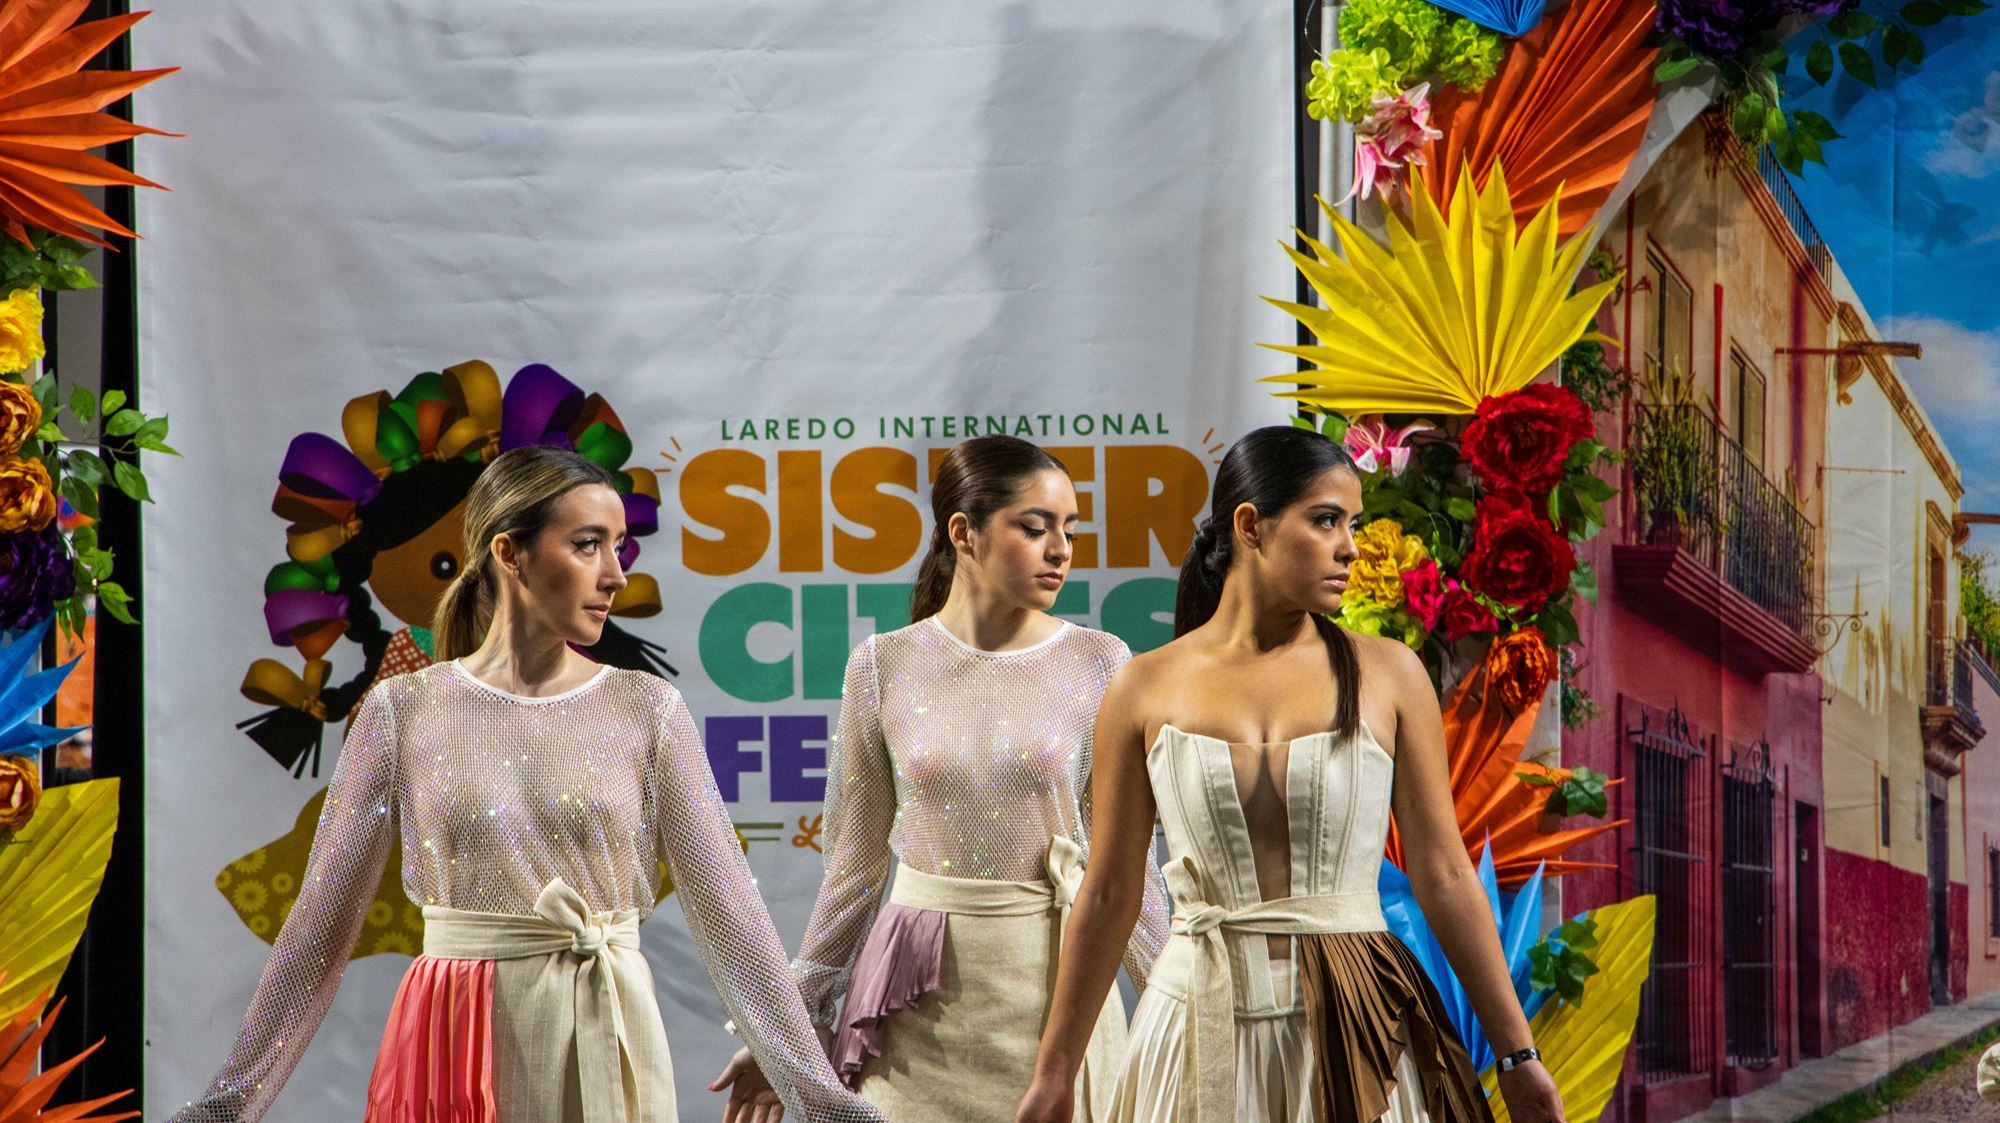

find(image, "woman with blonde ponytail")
[711,434,1170,1123]
[175,445,885,1123]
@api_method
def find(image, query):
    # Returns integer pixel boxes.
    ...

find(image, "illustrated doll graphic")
[217,361,673,956]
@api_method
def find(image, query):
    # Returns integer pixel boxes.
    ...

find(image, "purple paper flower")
[0,525,74,631]
[1658,0,1858,58]
[1655,0,1775,57]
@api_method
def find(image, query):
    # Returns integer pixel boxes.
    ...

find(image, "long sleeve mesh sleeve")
[172,688,400,1122]
[650,683,884,1123]
[790,636,897,1028]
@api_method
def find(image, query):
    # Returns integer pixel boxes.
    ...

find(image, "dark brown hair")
[910,435,1069,621]
[1175,425,1363,742]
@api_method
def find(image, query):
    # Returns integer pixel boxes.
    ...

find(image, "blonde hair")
[431,446,619,661]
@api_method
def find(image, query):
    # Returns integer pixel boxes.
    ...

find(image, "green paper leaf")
[1445,497,1476,521]
[1806,40,1835,85]
[111,460,150,503]
[69,524,94,554]
[1733,92,1768,139]
[99,390,124,416]
[67,386,93,424]
[64,449,105,487]
[1839,42,1878,87]
[135,416,169,444]
[1901,0,1947,24]
[1654,55,1702,82]
[1940,0,1990,14]
[60,474,96,519]
[1883,24,1911,67]
[1828,10,1881,37]
[97,580,136,625]
[34,421,59,443]
[1794,109,1842,141]
[134,436,182,457]
[103,408,143,437]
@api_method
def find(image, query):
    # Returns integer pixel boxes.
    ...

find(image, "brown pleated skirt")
[1111,930,1492,1123]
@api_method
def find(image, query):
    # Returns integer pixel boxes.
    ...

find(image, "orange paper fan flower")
[1421,0,1658,237]
[0,0,179,248]
[1387,635,1627,887]
[0,974,140,1123]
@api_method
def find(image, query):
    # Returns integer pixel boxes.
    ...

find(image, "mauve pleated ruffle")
[364,954,498,1122]
[829,902,948,1087]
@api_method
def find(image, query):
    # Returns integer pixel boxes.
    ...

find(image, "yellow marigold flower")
[1349,555,1407,606]
[0,289,44,375]
[0,456,55,533]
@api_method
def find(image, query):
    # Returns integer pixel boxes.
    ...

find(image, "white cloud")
[1924,70,2000,179]
[1883,314,2000,416]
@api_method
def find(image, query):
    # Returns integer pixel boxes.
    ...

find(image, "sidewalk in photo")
[1685,991,2000,1122]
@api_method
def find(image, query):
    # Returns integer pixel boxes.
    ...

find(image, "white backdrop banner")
[137,2,1294,1117]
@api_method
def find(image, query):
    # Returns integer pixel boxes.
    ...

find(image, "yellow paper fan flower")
[1262,162,1617,415]
[1482,894,1656,1123]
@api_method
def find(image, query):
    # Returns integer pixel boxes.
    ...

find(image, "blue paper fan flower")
[1378,842,1553,1071]
[1425,0,1547,36]
[0,617,87,757]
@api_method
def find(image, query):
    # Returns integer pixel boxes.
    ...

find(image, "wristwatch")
[1498,1046,1542,1073]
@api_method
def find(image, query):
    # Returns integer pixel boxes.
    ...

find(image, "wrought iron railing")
[1628,404,1816,639]
[1928,638,1985,737]
[1757,145,1832,281]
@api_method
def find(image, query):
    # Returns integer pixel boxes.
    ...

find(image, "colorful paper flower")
[0,524,72,630]
[1345,415,1437,476]
[0,380,37,458]
[1345,84,1446,203]
[0,290,42,375]
[1440,584,1499,642]
[1461,493,1574,615]
[1402,558,1449,626]
[1350,517,1430,606]
[1487,626,1558,711]
[1266,163,1617,416]
[0,752,35,831]
[1462,383,1594,495]
[0,457,53,534]
[0,968,139,1122]
[0,1,178,248]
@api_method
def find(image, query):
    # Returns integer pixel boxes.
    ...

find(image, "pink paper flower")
[1343,415,1436,476]
[1341,83,1444,203]
[1402,559,1447,630]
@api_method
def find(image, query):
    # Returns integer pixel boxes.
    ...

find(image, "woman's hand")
[1496,1058,1566,1123]
[1014,1074,1075,1123]
[711,1046,784,1123]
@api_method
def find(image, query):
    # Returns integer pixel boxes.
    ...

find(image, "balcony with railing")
[1613,403,1820,673]
[1921,637,1986,774]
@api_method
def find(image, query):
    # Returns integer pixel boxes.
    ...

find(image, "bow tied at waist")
[423,879,646,1123]
[1161,856,1387,1123]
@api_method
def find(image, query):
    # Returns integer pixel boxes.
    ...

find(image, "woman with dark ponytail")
[177,446,884,1123]
[714,434,1169,1122]
[1020,426,1565,1123]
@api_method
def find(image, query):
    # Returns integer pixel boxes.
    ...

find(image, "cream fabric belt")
[423,878,646,1123]
[887,837,1120,1102]
[1163,856,1387,1123]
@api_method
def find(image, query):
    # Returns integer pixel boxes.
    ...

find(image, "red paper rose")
[1462,384,1594,495]
[1439,585,1498,643]
[1461,493,1575,615]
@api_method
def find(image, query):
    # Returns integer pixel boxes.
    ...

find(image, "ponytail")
[909,524,958,623]
[430,561,491,662]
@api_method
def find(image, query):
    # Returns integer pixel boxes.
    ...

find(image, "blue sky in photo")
[1781,7,2000,554]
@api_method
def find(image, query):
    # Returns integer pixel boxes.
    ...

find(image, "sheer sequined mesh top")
[792,617,1171,1026]
[180,662,875,1123]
